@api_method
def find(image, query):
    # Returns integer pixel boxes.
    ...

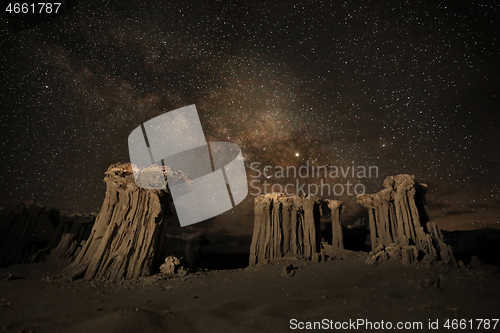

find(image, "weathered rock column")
[249,194,322,265]
[356,186,396,250]
[357,174,454,266]
[323,199,344,249]
[62,163,172,281]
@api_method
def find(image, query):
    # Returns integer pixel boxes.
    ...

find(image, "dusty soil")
[0,255,499,333]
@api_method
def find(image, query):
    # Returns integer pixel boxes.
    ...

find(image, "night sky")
[1,0,499,246]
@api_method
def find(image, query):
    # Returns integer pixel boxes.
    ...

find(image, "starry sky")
[1,0,499,245]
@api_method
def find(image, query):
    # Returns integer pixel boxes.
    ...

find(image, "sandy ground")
[0,253,499,333]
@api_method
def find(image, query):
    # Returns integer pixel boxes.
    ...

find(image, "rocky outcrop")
[0,201,59,267]
[249,194,324,265]
[159,256,185,275]
[62,163,173,281]
[46,211,95,261]
[356,174,454,266]
[0,201,95,267]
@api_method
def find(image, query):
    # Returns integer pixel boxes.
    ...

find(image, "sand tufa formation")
[249,193,344,265]
[62,163,173,281]
[323,199,344,249]
[356,174,455,266]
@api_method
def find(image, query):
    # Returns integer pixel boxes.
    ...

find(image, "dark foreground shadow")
[197,253,249,270]
[342,226,371,252]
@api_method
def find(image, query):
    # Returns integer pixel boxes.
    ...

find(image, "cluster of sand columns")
[357,174,454,265]
[249,194,344,265]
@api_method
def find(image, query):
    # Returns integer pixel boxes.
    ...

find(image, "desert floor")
[1,252,499,333]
